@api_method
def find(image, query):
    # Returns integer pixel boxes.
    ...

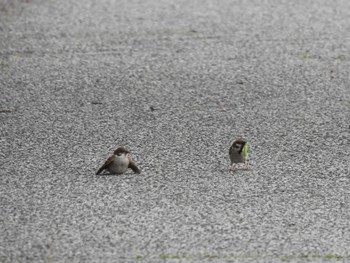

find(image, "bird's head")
[113,147,129,156]
[232,139,247,154]
[232,139,246,147]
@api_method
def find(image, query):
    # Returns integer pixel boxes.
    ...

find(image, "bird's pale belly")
[107,158,129,174]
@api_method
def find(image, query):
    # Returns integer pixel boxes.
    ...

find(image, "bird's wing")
[96,156,114,175]
[128,157,140,174]
[229,143,235,156]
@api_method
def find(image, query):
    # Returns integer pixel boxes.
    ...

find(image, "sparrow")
[96,147,140,175]
[229,139,251,172]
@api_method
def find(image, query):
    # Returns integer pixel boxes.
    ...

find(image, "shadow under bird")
[229,139,251,172]
[96,147,140,175]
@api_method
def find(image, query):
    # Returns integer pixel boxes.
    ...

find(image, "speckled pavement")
[1,0,350,262]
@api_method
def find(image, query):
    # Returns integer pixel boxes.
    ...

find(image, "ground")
[1,0,350,262]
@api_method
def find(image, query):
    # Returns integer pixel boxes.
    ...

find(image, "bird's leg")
[229,164,236,172]
[243,162,252,171]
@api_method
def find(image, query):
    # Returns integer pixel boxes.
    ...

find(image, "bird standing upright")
[96,147,140,175]
[229,139,251,172]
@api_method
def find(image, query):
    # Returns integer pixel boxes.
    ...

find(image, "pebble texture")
[1,0,350,262]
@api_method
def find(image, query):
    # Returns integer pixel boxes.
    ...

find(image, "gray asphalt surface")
[1,0,350,262]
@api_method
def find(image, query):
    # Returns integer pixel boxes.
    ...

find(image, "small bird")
[96,147,140,175]
[229,139,251,172]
